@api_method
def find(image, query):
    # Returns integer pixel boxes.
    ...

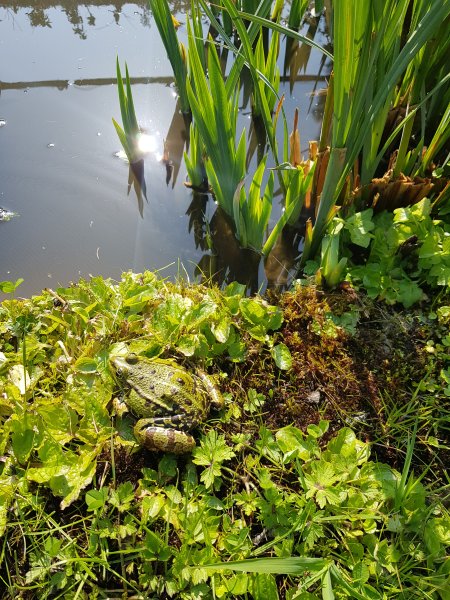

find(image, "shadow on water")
[162,102,190,189]
[184,190,263,293]
[195,206,262,294]
[186,193,301,293]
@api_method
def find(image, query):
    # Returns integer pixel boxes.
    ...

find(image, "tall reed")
[149,0,190,113]
[187,26,246,217]
[304,0,450,262]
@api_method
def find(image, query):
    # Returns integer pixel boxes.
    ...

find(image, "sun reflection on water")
[137,132,157,154]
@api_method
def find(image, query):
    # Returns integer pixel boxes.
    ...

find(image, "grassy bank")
[0,273,448,599]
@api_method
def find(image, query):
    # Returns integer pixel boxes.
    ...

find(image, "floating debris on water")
[0,119,6,127]
[113,150,128,162]
[0,207,17,222]
[47,143,55,148]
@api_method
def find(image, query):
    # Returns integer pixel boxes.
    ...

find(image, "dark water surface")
[0,1,329,296]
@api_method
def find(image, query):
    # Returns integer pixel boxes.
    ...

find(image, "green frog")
[110,353,223,453]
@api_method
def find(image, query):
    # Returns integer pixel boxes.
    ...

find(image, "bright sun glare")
[137,133,157,154]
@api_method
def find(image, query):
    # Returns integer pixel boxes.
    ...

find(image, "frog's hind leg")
[134,417,196,454]
[140,414,194,430]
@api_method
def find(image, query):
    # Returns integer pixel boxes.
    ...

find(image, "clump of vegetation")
[0,272,449,598]
[114,0,449,277]
[0,272,287,513]
[308,196,450,307]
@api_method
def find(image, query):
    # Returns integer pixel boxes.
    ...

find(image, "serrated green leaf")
[85,488,109,511]
[352,561,370,584]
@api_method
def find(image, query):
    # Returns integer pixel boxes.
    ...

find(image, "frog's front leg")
[134,416,196,454]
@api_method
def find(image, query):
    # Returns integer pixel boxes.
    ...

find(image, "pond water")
[0,1,330,297]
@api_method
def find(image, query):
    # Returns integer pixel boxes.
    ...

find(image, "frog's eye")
[126,353,139,364]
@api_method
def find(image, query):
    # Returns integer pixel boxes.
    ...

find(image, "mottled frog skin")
[110,353,223,453]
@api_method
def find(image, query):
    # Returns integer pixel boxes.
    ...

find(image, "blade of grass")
[201,556,330,574]
[234,9,333,61]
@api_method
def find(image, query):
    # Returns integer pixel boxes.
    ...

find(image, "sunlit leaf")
[8,365,30,395]
[0,279,23,293]
[271,343,292,370]
[211,318,231,344]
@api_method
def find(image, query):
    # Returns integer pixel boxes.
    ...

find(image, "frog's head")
[109,353,140,383]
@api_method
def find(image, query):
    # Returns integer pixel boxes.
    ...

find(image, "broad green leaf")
[54,460,98,509]
[345,210,375,248]
[37,402,78,444]
[77,392,112,445]
[177,334,199,356]
[11,412,42,463]
[185,299,217,329]
[250,572,279,600]
[0,478,16,536]
[271,343,292,370]
[8,364,30,394]
[211,318,231,344]
[276,426,314,461]
[26,440,99,508]
[306,421,329,439]
[224,281,246,297]
[228,339,246,361]
[240,298,267,325]
[352,561,370,584]
[141,494,165,522]
[72,306,91,324]
[327,428,357,457]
